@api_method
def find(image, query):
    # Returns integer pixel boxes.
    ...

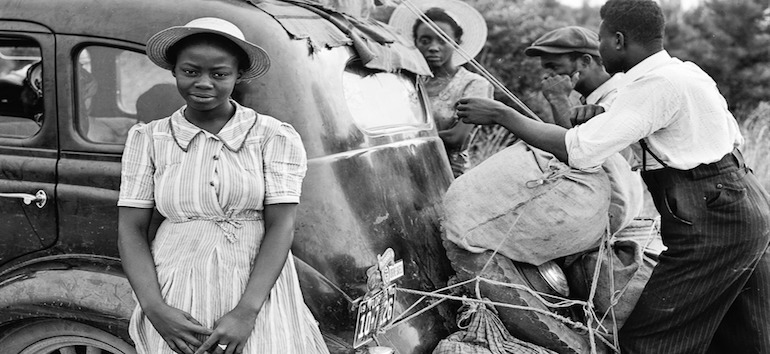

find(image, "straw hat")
[388,0,487,67]
[146,17,270,80]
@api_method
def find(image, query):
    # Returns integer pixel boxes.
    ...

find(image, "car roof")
[0,0,269,45]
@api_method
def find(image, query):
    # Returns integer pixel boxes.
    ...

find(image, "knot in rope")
[457,297,490,329]
[525,166,571,188]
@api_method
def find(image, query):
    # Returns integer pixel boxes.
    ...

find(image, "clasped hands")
[146,302,258,354]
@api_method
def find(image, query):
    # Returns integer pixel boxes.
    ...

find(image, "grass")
[739,102,770,192]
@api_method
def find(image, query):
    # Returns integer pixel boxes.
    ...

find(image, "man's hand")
[541,74,574,101]
[569,104,605,126]
[455,97,513,125]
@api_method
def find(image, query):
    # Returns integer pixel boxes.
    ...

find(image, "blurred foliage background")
[374,0,770,189]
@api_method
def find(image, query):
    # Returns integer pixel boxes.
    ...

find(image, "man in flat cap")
[527,25,648,234]
[526,26,626,128]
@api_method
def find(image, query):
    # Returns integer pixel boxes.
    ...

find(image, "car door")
[55,35,178,257]
[0,22,57,266]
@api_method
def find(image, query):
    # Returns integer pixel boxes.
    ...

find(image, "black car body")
[0,0,455,352]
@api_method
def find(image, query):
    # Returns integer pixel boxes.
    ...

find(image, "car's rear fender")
[0,254,358,349]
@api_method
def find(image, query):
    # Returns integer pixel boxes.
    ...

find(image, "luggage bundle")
[443,141,611,265]
[440,142,658,352]
[432,301,557,354]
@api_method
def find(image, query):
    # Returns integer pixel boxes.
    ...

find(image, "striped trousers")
[619,150,770,353]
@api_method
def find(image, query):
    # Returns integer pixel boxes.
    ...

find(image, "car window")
[0,37,42,139]
[342,60,428,132]
[75,46,177,145]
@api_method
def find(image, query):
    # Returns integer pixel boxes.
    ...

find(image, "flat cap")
[524,26,600,57]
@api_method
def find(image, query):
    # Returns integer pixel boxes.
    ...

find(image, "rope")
[380,276,620,352]
[373,209,625,353]
[399,0,543,122]
[380,4,663,353]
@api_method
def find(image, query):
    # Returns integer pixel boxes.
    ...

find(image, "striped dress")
[118,101,329,354]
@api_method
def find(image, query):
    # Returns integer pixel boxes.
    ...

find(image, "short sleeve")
[263,123,308,205]
[118,124,155,208]
[463,76,494,99]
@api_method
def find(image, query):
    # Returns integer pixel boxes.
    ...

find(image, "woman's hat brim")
[388,0,488,67]
[146,25,270,80]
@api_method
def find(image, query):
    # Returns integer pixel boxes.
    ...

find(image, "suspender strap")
[640,139,668,171]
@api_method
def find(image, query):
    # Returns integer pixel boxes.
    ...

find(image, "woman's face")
[415,21,458,70]
[173,41,241,116]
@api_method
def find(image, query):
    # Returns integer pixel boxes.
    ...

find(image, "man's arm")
[456,97,569,163]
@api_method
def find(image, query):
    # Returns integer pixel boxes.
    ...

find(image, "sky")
[557,0,702,10]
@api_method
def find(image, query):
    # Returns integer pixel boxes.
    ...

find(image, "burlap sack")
[565,239,656,331]
[443,141,611,266]
[602,153,645,236]
[444,240,608,353]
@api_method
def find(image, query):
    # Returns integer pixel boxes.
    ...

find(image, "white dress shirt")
[565,50,743,170]
[585,72,628,109]
[583,72,645,232]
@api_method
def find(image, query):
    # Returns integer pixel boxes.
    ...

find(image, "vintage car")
[0,0,458,353]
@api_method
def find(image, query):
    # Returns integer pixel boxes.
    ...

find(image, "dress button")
[213,155,219,160]
[209,181,215,186]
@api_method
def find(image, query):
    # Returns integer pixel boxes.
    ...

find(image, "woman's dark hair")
[600,0,664,49]
[166,33,250,71]
[411,8,463,42]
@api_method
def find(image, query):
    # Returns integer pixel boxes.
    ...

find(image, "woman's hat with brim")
[146,17,270,80]
[388,0,487,67]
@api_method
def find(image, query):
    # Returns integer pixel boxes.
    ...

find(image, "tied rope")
[377,4,656,351]
[524,165,572,188]
[374,194,627,353]
[397,0,543,123]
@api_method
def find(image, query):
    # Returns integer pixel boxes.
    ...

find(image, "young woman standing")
[118,17,329,354]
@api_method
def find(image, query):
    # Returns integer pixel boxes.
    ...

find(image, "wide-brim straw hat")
[146,17,270,80]
[388,0,487,67]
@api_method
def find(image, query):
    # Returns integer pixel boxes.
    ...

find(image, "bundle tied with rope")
[383,1,656,353]
[432,300,557,354]
[443,140,611,265]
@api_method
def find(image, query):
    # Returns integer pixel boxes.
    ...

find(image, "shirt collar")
[623,50,671,84]
[170,100,257,152]
[585,73,627,105]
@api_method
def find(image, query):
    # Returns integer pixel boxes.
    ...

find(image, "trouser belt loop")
[732,147,745,168]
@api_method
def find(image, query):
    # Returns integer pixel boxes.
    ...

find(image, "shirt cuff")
[264,195,300,205]
[564,128,603,171]
[117,199,155,208]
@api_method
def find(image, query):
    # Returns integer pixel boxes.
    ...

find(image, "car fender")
[0,254,359,348]
[0,255,134,338]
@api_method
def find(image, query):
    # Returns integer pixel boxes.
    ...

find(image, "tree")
[665,0,770,119]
